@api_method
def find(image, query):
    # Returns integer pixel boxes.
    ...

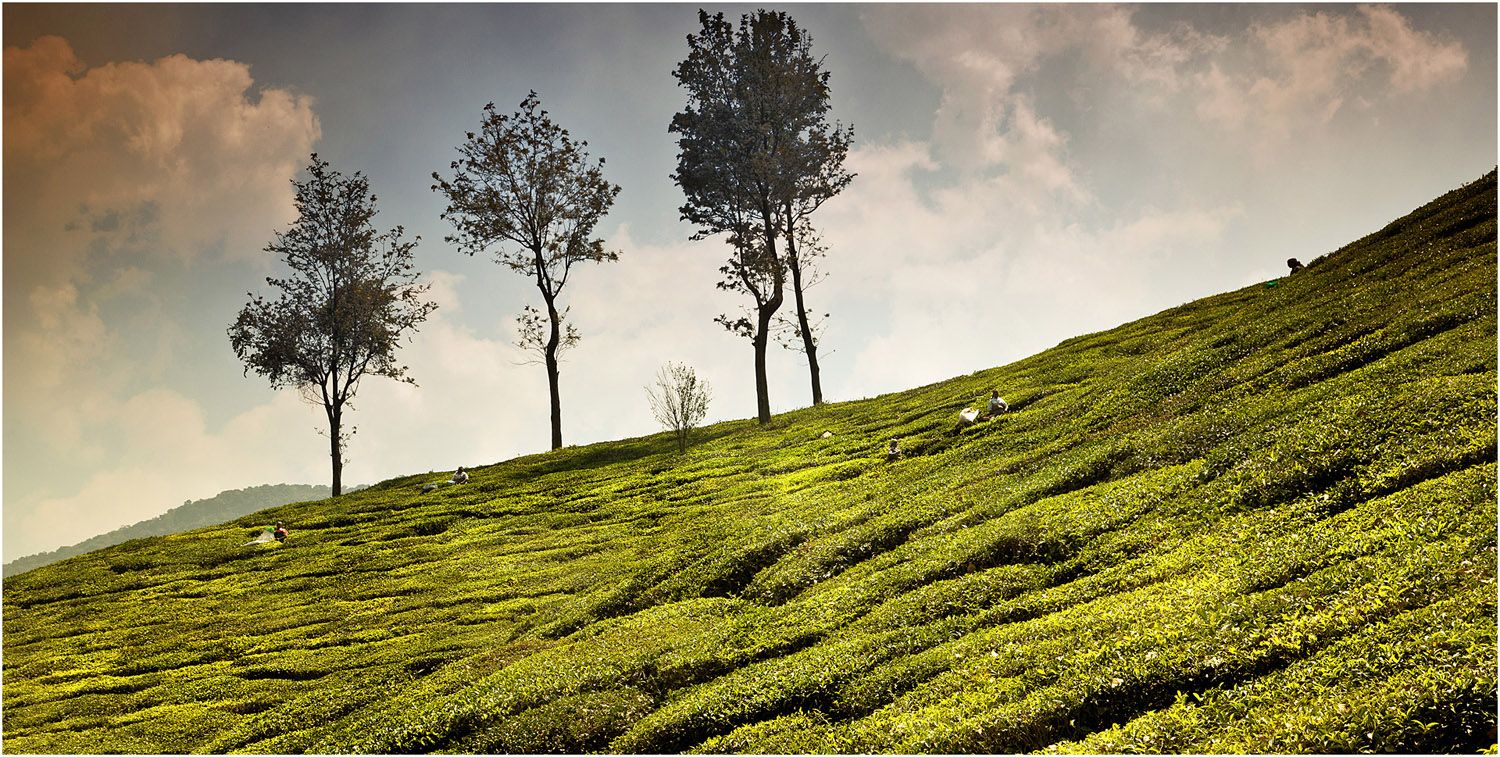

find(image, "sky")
[4,3,1495,559]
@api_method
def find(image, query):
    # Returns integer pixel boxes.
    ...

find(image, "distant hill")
[2,173,1494,753]
[3,484,333,577]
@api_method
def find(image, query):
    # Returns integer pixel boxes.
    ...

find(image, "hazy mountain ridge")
[2,172,1494,753]
[3,484,334,578]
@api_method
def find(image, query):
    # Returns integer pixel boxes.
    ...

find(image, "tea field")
[3,172,1496,753]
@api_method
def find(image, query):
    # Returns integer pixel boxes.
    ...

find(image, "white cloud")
[5,36,320,284]
[865,4,1467,160]
[1360,5,1468,92]
[1193,5,1467,143]
[816,5,1280,399]
[5,35,321,397]
[10,284,115,463]
[311,226,789,486]
[7,215,821,558]
[6,217,819,559]
[820,139,1240,398]
[556,225,776,437]
[862,4,1218,189]
[342,269,550,470]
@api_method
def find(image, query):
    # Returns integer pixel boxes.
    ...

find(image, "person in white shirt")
[422,466,470,493]
[986,389,1009,418]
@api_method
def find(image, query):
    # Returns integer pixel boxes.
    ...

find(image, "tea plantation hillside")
[4,173,1496,754]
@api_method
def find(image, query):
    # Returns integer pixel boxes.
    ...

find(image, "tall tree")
[229,154,437,495]
[433,91,621,450]
[780,113,853,406]
[673,10,776,424]
[671,10,852,420]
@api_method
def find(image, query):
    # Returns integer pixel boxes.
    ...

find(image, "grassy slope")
[3,173,1495,754]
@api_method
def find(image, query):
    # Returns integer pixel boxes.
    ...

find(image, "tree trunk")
[328,404,343,497]
[753,308,773,424]
[753,208,784,425]
[785,230,824,406]
[545,299,564,450]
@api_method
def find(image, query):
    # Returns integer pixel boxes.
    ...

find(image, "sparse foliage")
[517,305,580,365]
[773,311,830,356]
[434,91,620,450]
[779,94,852,407]
[774,222,832,356]
[646,363,712,452]
[228,154,436,495]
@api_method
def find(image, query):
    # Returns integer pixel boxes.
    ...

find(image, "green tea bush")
[453,687,656,753]
[692,710,836,754]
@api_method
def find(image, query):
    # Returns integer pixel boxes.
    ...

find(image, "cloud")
[342,267,553,467]
[818,139,1240,397]
[864,5,1064,184]
[3,7,1479,560]
[8,284,116,463]
[1359,5,1468,92]
[862,5,1221,190]
[291,227,782,490]
[550,225,778,437]
[4,220,806,558]
[865,4,1467,160]
[4,36,322,557]
[4,35,321,389]
[818,7,1286,397]
[829,3,1470,407]
[5,36,320,285]
[1193,5,1467,142]
[6,280,548,557]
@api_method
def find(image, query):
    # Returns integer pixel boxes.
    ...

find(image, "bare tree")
[433,91,620,450]
[229,154,437,495]
[645,363,712,452]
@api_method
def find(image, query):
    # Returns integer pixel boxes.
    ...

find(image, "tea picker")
[421,466,471,493]
[242,521,288,546]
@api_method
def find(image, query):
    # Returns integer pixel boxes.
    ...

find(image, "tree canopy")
[672,9,852,419]
[434,91,620,450]
[229,154,436,495]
